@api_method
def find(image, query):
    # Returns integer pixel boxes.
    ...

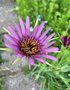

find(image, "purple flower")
[61,35,70,46]
[3,16,58,65]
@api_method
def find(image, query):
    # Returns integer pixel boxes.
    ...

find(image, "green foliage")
[30,47,70,90]
[0,77,5,90]
[16,0,70,35]
[16,0,70,90]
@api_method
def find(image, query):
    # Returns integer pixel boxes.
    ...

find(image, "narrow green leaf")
[0,48,12,51]
[2,27,11,35]
[12,58,21,64]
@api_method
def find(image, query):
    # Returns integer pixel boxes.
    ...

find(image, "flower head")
[3,16,58,65]
[61,35,70,46]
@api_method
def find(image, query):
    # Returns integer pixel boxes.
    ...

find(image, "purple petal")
[39,28,51,40]
[26,16,30,35]
[29,58,34,65]
[7,25,19,40]
[67,37,70,45]
[40,36,47,43]
[32,25,39,37]
[35,21,45,38]
[17,54,24,57]
[46,41,56,47]
[4,34,18,45]
[61,36,69,46]
[67,37,70,41]
[16,53,24,57]
[43,47,59,52]
[41,54,58,60]
[19,16,25,35]
[35,57,46,63]
[14,49,24,57]
[61,36,70,46]
[4,43,18,51]
[43,33,55,44]
[42,41,56,48]
[14,23,22,38]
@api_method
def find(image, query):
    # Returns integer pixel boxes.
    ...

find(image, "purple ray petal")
[61,36,69,46]
[46,41,56,47]
[35,57,46,63]
[43,47,59,52]
[17,54,24,57]
[14,49,24,57]
[7,25,19,40]
[19,16,25,35]
[4,43,18,51]
[26,16,30,35]
[29,58,35,65]
[35,21,45,38]
[67,37,70,45]
[41,54,58,60]
[43,33,55,44]
[40,36,47,43]
[4,34,18,45]
[16,53,24,57]
[42,41,56,48]
[14,23,22,38]
[67,37,70,41]
[39,28,51,40]
[32,25,39,37]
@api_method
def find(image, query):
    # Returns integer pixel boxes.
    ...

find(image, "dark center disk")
[19,36,40,56]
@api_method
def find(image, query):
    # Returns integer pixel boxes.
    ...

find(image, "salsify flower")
[3,16,58,65]
[61,35,70,46]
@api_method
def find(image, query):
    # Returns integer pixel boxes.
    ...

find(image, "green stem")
[0,48,12,51]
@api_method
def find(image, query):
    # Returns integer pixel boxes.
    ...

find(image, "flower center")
[19,36,40,56]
